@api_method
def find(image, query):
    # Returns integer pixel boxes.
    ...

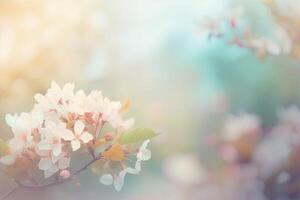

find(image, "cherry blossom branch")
[0,155,102,200]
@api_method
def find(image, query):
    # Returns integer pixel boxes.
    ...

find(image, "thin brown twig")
[0,156,102,200]
[0,186,20,200]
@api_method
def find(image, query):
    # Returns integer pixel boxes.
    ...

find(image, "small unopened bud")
[104,132,114,141]
[60,170,71,179]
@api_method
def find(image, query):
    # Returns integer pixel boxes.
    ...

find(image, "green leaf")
[119,128,156,144]
[0,138,8,156]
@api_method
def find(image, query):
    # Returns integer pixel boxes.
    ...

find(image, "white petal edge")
[71,139,81,151]
[5,114,15,128]
[74,121,85,135]
[61,129,75,141]
[125,167,140,175]
[100,174,113,185]
[137,149,151,161]
[38,158,53,170]
[52,143,62,157]
[80,132,93,143]
[114,171,127,192]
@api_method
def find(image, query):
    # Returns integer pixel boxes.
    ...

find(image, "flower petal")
[62,83,74,100]
[52,143,62,157]
[135,161,142,171]
[58,157,70,169]
[100,174,113,186]
[38,158,53,170]
[61,129,75,141]
[114,171,127,192]
[8,138,25,153]
[140,140,150,151]
[44,166,59,178]
[74,120,85,135]
[137,149,151,161]
[71,139,81,151]
[125,167,140,175]
[38,141,53,151]
[80,132,93,143]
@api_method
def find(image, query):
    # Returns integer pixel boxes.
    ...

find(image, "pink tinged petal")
[71,139,81,151]
[80,132,93,143]
[52,143,62,157]
[60,170,71,179]
[61,129,75,141]
[114,171,127,192]
[38,158,53,170]
[58,157,70,169]
[74,121,85,135]
[137,149,151,161]
[100,174,113,186]
[0,155,16,165]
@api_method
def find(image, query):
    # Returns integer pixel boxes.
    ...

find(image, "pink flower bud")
[60,170,71,179]
[104,132,114,141]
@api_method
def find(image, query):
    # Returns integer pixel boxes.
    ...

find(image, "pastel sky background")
[1,0,300,199]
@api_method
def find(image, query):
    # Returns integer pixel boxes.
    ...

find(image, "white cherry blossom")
[68,120,93,151]
[124,140,152,175]
[38,121,73,157]
[34,81,74,114]
[39,153,70,178]
[223,113,260,142]
[100,170,127,192]
[0,82,151,191]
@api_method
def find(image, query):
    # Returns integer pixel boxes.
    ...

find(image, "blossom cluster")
[200,5,291,58]
[0,82,153,191]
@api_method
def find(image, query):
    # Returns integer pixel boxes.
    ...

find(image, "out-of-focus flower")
[199,2,294,58]
[256,133,292,178]
[163,154,207,187]
[278,106,300,132]
[223,113,260,142]
[100,170,127,192]
[221,113,260,164]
